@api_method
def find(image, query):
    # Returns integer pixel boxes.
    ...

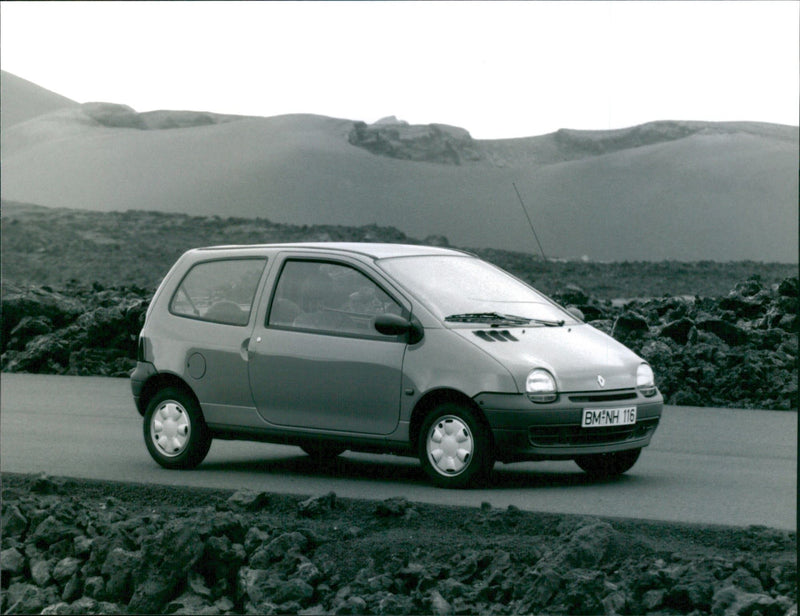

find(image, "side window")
[268,260,403,336]
[170,258,266,326]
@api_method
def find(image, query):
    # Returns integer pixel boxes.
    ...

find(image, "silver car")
[131,243,662,488]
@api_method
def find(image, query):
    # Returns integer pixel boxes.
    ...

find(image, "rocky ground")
[1,275,797,410]
[1,473,796,616]
[1,281,147,378]
[550,275,798,410]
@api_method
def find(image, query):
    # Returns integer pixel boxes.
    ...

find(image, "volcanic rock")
[298,492,337,518]
[613,312,651,339]
[696,319,749,346]
[2,275,797,411]
[711,584,793,616]
[659,318,695,345]
[227,490,271,512]
[348,121,482,165]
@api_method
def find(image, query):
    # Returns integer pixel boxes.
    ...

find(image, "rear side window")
[170,258,266,326]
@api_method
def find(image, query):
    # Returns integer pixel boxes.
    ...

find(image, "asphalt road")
[1,373,796,530]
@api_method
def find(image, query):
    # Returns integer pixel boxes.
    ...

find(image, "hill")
[1,71,797,262]
[0,71,79,128]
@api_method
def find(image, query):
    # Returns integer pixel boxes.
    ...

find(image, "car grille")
[528,417,660,447]
[568,390,638,403]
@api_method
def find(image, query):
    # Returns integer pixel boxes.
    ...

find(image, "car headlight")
[636,363,657,397]
[526,369,558,403]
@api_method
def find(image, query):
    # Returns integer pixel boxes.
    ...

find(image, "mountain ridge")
[1,70,796,262]
[0,71,79,127]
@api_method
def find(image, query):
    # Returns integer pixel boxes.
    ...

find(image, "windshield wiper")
[530,317,566,327]
[444,312,564,327]
[445,312,530,325]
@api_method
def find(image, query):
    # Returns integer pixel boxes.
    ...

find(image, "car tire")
[143,387,211,469]
[300,443,346,460]
[418,403,494,488]
[574,448,641,478]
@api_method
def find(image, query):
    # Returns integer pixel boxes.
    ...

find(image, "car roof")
[193,242,473,260]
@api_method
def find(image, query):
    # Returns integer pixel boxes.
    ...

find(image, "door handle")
[240,338,251,361]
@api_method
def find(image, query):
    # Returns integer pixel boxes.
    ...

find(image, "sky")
[1,1,797,139]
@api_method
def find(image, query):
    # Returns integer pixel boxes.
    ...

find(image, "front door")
[247,258,407,435]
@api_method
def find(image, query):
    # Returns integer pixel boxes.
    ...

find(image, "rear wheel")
[418,403,494,488]
[143,387,211,469]
[575,448,641,478]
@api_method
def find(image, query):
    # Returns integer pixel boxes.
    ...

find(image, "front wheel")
[574,448,641,478]
[143,387,211,469]
[418,403,494,488]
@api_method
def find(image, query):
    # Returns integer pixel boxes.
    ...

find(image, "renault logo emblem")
[597,375,606,388]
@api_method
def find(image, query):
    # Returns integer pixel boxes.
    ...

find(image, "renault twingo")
[132,243,662,488]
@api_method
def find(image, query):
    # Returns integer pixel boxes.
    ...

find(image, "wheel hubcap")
[426,415,474,476]
[150,401,191,457]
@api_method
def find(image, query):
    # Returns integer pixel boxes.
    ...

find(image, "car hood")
[451,323,645,394]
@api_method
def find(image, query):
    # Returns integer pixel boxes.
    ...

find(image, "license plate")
[582,406,637,428]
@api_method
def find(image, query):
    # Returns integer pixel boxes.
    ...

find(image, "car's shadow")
[198,452,632,489]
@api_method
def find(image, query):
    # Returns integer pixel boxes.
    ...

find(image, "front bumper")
[474,389,663,463]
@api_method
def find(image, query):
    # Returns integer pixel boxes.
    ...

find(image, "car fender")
[401,327,518,415]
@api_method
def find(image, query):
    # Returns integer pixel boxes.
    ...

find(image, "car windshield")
[377,255,576,325]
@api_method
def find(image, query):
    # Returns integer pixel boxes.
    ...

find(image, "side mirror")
[373,314,423,344]
[566,306,585,321]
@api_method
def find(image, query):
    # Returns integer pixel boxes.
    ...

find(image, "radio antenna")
[512,182,548,261]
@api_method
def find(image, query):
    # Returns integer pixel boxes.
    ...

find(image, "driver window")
[268,260,402,336]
